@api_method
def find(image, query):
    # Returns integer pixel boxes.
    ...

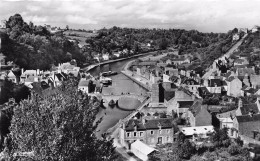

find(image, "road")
[202,33,248,79]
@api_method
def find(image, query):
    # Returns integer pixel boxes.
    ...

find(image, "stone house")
[119,118,174,148]
[236,103,259,116]
[166,87,194,115]
[177,100,194,118]
[205,79,223,94]
[188,103,212,127]
[226,76,242,97]
[180,125,214,141]
[78,78,90,93]
[233,114,260,139]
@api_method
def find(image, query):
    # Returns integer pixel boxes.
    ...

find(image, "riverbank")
[83,51,159,71]
[121,52,169,91]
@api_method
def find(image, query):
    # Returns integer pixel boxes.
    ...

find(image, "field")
[64,30,98,46]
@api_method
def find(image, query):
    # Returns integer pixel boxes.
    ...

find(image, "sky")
[0,0,260,33]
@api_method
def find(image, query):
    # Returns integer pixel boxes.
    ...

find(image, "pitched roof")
[125,118,173,131]
[178,101,194,108]
[209,79,223,87]
[78,78,90,87]
[236,114,260,123]
[164,91,175,101]
[189,100,204,116]
[240,103,259,115]
[131,140,155,155]
[180,125,214,136]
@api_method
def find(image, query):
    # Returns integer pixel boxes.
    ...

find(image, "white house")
[102,53,109,61]
[78,78,90,93]
[232,33,240,41]
[252,26,259,33]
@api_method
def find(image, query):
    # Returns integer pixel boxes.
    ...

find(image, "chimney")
[36,69,39,75]
[34,76,38,82]
[21,68,24,74]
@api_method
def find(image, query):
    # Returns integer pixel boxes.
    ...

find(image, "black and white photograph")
[0,0,260,160]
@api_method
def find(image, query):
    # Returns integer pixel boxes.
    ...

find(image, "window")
[159,130,162,134]
[140,132,144,137]
[134,132,137,137]
[166,137,169,142]
[150,130,154,135]
[126,132,130,137]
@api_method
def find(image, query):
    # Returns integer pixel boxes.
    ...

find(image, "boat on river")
[100,76,112,86]
[101,71,118,77]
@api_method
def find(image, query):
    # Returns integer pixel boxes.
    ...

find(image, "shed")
[131,140,156,161]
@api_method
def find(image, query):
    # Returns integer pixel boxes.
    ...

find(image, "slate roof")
[178,101,194,108]
[78,78,90,87]
[240,103,259,115]
[164,91,175,101]
[125,118,173,131]
[182,78,199,85]
[189,100,204,116]
[209,79,223,87]
[236,114,260,123]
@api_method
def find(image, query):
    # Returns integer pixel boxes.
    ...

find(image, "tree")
[0,78,14,104]
[7,78,117,160]
[210,127,231,148]
[177,139,195,159]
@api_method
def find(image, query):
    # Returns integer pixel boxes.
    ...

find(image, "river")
[89,57,148,138]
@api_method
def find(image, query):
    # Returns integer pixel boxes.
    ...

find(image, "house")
[250,75,260,88]
[171,57,190,65]
[166,87,194,115]
[206,79,223,94]
[252,26,259,33]
[131,140,156,161]
[182,78,200,93]
[188,103,212,127]
[236,103,259,116]
[78,78,90,93]
[217,110,237,137]
[239,28,248,34]
[177,100,194,118]
[7,70,17,84]
[232,33,240,41]
[119,118,174,148]
[0,20,6,29]
[102,53,109,61]
[234,58,249,66]
[226,76,242,97]
[233,113,260,139]
[180,125,214,141]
